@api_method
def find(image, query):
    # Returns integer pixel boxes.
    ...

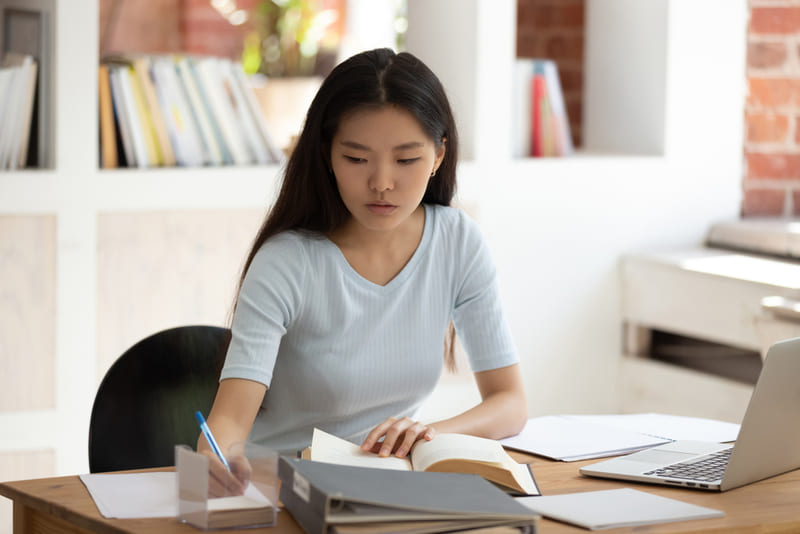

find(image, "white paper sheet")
[567,413,741,442]
[516,488,724,530]
[80,472,177,518]
[79,472,271,519]
[499,413,741,461]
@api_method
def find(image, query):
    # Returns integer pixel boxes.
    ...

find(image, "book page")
[410,433,509,472]
[310,428,412,471]
[207,483,272,511]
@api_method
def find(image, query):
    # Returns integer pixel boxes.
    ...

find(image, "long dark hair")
[236,47,460,366]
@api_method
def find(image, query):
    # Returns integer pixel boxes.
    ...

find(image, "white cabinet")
[620,247,800,422]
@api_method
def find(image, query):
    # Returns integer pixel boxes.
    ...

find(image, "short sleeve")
[450,213,519,372]
[220,233,307,386]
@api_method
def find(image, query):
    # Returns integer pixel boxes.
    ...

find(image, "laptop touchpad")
[627,449,697,464]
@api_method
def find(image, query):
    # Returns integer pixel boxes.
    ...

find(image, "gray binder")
[278,456,538,534]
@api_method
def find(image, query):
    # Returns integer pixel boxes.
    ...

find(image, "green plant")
[243,0,338,77]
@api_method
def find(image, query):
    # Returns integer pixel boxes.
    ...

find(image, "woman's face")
[330,105,445,235]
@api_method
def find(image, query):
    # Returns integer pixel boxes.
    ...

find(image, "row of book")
[512,59,573,158]
[99,54,283,169]
[0,53,38,170]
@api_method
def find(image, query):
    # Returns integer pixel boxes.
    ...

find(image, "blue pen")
[195,410,231,471]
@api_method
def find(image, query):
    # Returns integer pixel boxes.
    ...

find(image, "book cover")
[516,488,723,530]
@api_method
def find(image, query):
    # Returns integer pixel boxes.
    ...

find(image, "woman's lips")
[366,203,397,215]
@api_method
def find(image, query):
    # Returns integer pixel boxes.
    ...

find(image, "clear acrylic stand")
[176,443,278,530]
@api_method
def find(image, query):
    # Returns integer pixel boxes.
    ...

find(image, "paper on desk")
[80,472,177,518]
[516,488,724,530]
[79,472,270,519]
[500,416,670,461]
[500,413,741,461]
[567,413,740,442]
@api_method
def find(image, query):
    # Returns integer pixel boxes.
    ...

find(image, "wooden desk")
[3,454,800,533]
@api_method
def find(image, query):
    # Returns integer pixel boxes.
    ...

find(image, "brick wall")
[744,0,800,217]
[516,0,584,148]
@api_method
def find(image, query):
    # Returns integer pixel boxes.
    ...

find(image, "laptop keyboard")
[643,448,732,482]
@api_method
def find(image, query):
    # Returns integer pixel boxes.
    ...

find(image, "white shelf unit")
[0,0,748,497]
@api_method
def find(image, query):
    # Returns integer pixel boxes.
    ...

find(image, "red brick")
[526,4,584,29]
[747,78,800,108]
[747,41,787,69]
[750,7,800,34]
[556,65,582,94]
[746,112,789,143]
[795,116,800,145]
[747,152,800,180]
[518,0,584,26]
[741,187,786,216]
[100,0,181,54]
[545,34,584,62]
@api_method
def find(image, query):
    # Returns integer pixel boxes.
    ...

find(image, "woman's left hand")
[360,417,436,458]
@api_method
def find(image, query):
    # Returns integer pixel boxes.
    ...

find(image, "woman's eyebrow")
[338,140,426,151]
[339,140,371,150]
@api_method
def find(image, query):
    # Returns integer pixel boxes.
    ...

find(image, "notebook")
[580,336,800,491]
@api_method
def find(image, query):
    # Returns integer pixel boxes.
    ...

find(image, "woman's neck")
[328,205,426,285]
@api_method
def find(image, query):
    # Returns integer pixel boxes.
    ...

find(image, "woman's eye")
[344,155,367,163]
[398,157,421,165]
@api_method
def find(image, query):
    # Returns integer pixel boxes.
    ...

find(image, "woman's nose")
[368,162,394,192]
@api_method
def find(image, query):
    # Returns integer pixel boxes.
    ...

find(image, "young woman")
[199,48,527,493]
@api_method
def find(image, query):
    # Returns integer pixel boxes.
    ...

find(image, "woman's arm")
[361,363,527,457]
[198,377,266,495]
[431,362,527,438]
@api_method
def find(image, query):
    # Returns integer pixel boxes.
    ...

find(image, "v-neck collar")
[325,204,434,291]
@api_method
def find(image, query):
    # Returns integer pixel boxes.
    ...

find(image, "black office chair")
[88,325,231,473]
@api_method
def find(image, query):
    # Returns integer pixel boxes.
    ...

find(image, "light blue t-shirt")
[220,204,518,452]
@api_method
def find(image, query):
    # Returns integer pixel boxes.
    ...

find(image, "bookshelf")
[0,0,748,498]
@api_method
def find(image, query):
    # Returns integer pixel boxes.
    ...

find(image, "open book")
[308,428,539,496]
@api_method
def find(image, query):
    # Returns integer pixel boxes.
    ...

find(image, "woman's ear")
[435,137,447,168]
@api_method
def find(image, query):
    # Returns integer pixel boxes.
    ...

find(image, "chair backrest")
[88,325,231,473]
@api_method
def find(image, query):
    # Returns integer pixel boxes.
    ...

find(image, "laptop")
[580,336,800,491]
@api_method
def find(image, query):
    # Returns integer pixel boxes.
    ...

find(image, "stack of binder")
[278,457,539,534]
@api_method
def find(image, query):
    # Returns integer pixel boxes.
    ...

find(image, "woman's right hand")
[203,450,251,497]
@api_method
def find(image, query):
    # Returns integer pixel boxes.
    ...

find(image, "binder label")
[292,471,310,503]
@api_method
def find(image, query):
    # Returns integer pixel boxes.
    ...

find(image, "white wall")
[417,0,747,420]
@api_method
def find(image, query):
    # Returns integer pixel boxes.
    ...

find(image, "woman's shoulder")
[250,230,330,271]
[427,204,483,241]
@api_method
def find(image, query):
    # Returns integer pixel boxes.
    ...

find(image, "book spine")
[530,73,545,157]
[117,66,150,167]
[108,67,135,167]
[98,64,118,168]
[175,57,222,165]
[125,65,159,166]
[192,57,251,165]
[133,57,176,166]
